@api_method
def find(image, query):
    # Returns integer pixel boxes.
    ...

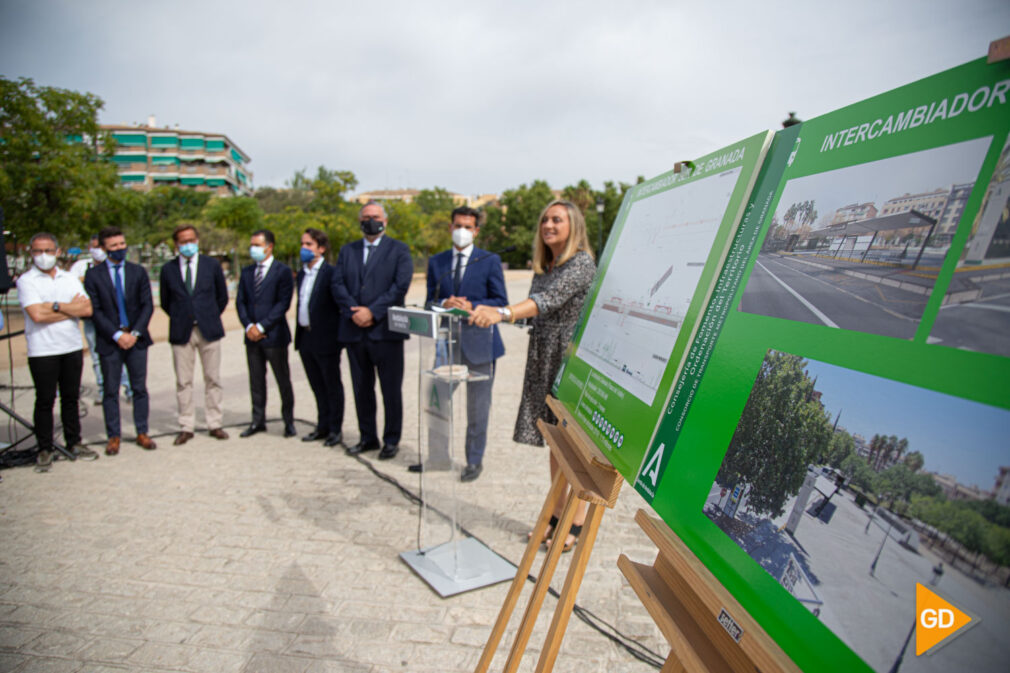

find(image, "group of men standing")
[18,200,508,483]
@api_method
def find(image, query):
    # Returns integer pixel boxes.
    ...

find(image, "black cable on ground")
[352,453,666,670]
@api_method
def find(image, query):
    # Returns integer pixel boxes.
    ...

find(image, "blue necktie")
[114,264,129,328]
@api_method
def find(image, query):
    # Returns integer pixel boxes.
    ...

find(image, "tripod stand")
[0,287,76,465]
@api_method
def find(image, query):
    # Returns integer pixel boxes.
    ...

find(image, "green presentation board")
[551,130,773,477]
[556,56,1010,673]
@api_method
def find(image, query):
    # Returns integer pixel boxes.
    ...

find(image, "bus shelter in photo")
[797,210,939,269]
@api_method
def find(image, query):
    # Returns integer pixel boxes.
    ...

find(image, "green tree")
[486,180,555,268]
[203,196,263,237]
[903,450,925,472]
[962,499,1010,528]
[596,179,633,254]
[825,429,855,468]
[380,200,425,266]
[841,454,877,494]
[985,525,1010,569]
[0,76,125,243]
[254,186,313,214]
[560,179,632,256]
[415,187,456,215]
[262,208,331,263]
[136,186,213,245]
[561,179,595,216]
[290,166,358,215]
[717,351,833,518]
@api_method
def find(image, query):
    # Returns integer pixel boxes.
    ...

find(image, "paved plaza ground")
[0,271,669,673]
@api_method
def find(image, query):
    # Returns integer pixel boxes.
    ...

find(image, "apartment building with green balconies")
[100,117,253,196]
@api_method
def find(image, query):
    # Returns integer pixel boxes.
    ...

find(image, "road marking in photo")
[762,257,916,324]
[947,302,1010,314]
[754,260,839,328]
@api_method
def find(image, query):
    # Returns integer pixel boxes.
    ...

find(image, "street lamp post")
[595,197,605,255]
[869,514,894,576]
[888,563,944,673]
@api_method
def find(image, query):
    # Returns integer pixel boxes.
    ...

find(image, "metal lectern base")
[400,536,516,597]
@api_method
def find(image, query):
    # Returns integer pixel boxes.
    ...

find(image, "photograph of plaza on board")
[931,133,1010,357]
[704,349,1010,672]
[739,137,991,340]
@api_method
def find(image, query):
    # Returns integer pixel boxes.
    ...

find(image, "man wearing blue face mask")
[236,229,296,438]
[159,224,230,445]
[295,228,344,447]
[84,226,156,455]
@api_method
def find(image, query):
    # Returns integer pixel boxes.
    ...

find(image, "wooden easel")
[618,509,800,673]
[475,396,624,673]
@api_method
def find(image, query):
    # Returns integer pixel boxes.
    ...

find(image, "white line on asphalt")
[946,302,1010,314]
[755,260,839,328]
[764,256,915,323]
[939,291,1010,310]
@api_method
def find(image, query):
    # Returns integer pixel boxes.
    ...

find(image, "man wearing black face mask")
[84,226,157,456]
[332,201,413,460]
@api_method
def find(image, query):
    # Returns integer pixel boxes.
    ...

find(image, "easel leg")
[475,473,567,673]
[500,488,578,673]
[534,501,605,673]
[660,653,688,673]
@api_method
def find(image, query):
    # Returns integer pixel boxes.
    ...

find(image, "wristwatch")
[130,330,142,338]
[51,302,60,313]
[497,306,514,322]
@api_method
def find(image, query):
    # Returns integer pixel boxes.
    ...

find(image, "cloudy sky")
[2,1,1008,197]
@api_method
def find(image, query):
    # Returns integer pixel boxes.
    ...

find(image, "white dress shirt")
[248,255,275,335]
[298,257,322,327]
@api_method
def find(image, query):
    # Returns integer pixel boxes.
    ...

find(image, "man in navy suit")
[236,229,295,438]
[84,226,157,455]
[332,201,413,460]
[422,206,507,482]
[295,228,344,447]
[159,224,230,445]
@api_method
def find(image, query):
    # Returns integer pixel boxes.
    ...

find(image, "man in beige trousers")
[159,225,231,444]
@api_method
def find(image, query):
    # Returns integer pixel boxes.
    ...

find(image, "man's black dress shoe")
[323,432,343,447]
[407,463,423,473]
[377,443,399,460]
[346,440,380,455]
[283,423,297,438]
[461,463,483,482]
[240,425,266,438]
[302,429,326,442]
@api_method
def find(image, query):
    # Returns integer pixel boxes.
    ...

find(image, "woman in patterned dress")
[470,199,596,551]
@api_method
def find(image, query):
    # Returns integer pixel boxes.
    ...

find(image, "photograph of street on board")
[931,134,1010,357]
[575,165,745,405]
[739,137,991,339]
[705,349,1010,672]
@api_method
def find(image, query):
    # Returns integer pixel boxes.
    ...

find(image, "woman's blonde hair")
[532,199,594,274]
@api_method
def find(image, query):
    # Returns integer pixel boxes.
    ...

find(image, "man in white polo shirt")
[17,232,100,471]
